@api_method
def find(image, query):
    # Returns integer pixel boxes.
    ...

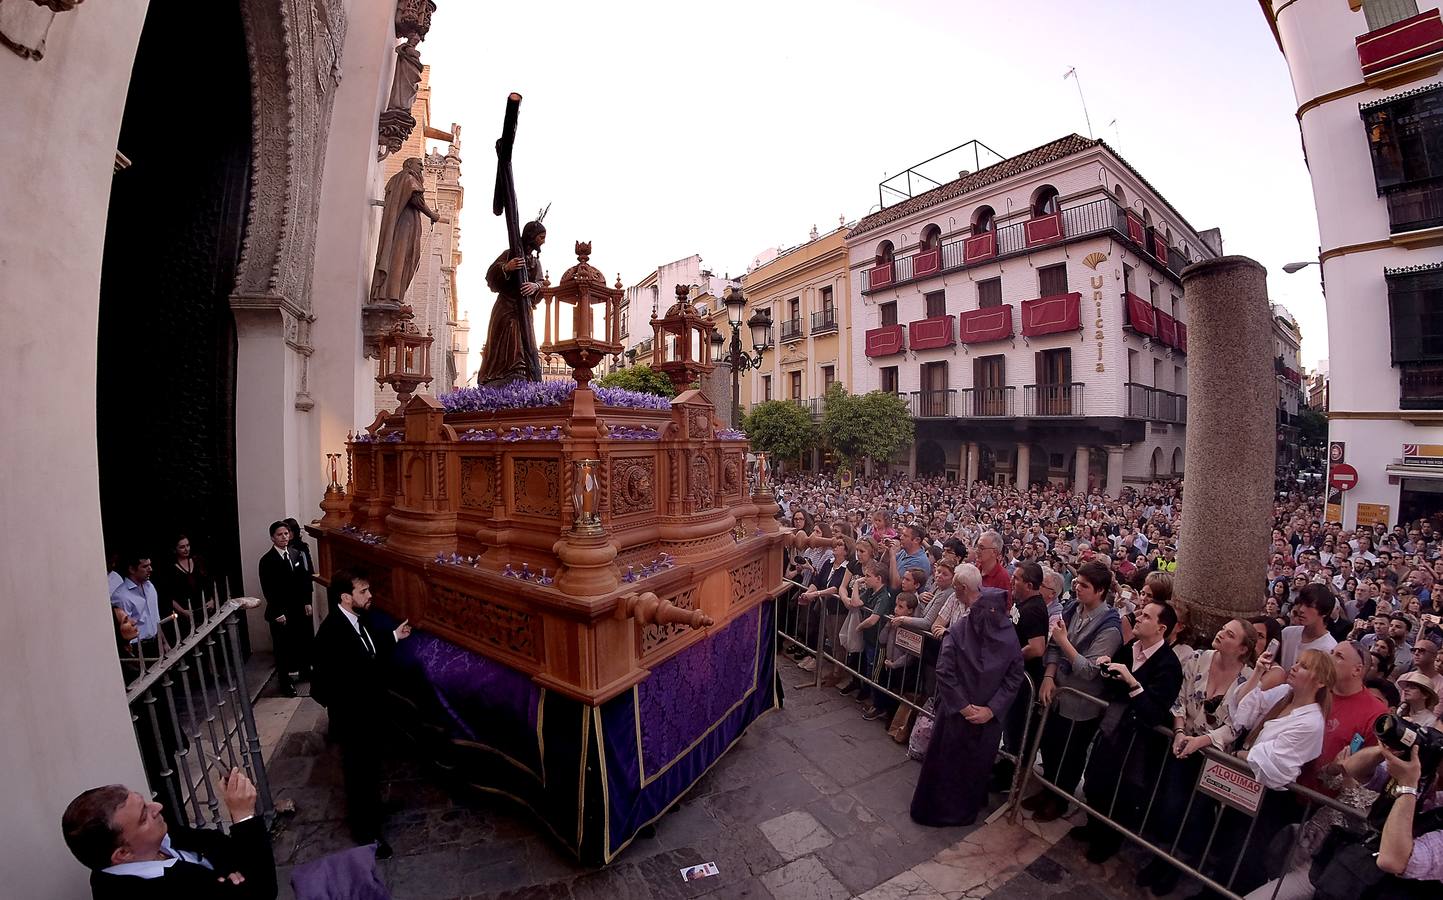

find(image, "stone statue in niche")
[370,158,438,305]
[388,35,423,112]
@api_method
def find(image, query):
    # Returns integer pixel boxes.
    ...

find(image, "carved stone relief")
[458,456,495,510]
[721,455,742,498]
[428,584,537,660]
[610,456,655,517]
[0,0,80,59]
[690,455,713,510]
[512,458,560,517]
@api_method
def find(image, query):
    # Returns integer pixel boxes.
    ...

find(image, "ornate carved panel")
[688,411,710,439]
[690,455,714,510]
[729,558,766,605]
[381,452,399,497]
[512,457,560,517]
[458,456,494,510]
[721,454,743,499]
[394,0,435,39]
[610,456,656,517]
[428,585,538,661]
[641,588,697,655]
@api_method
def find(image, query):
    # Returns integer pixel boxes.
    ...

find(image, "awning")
[1385,463,1443,480]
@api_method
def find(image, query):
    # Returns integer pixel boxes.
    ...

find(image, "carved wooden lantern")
[540,242,623,387]
[375,304,434,408]
[651,283,716,394]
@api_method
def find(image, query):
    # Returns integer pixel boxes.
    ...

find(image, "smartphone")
[1048,613,1064,632]
[1264,638,1280,662]
[1348,732,1365,754]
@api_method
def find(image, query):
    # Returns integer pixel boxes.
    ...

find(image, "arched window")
[1031,185,1059,216]
[1114,184,1127,206]
[1165,227,1173,246]
[876,240,895,266]
[971,206,996,234]
[1143,209,1153,227]
[920,224,942,252]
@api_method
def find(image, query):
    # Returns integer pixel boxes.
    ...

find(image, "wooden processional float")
[310,245,788,864]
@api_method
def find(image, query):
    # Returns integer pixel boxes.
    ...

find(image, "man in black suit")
[312,569,411,859]
[1074,600,1184,864]
[63,768,275,899]
[258,520,313,697]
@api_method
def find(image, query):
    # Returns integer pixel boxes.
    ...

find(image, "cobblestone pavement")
[258,656,1129,899]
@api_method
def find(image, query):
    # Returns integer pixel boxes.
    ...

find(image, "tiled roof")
[848,135,1099,239]
[847,134,1209,250]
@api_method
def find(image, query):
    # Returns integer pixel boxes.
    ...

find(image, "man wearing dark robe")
[910,586,1025,826]
[476,221,545,385]
[370,158,439,304]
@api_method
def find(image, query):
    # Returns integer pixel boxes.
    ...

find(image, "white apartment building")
[1262,0,1443,528]
[1273,304,1306,475]
[608,254,737,375]
[845,135,1221,495]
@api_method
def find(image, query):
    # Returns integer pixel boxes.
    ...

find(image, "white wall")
[0,5,152,896]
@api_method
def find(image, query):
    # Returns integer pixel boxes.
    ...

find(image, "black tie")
[359,623,376,657]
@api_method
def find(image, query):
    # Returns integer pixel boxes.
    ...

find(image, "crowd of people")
[774,472,1443,898]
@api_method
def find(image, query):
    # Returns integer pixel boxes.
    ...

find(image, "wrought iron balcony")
[804,396,827,418]
[1023,382,1085,416]
[959,386,1015,417]
[1125,382,1187,424]
[810,307,839,335]
[1386,181,1443,233]
[1401,363,1443,409]
[910,389,956,418]
[779,317,804,343]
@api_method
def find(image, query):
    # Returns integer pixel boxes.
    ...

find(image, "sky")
[420,0,1327,379]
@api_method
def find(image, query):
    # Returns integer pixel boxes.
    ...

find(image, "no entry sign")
[1329,463,1359,491]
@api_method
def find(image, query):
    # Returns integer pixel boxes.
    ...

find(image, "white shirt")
[338,605,403,647]
[101,834,212,879]
[1233,683,1324,789]
[1278,624,1336,671]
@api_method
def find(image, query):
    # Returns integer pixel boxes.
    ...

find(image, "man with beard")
[476,220,545,385]
[312,570,412,859]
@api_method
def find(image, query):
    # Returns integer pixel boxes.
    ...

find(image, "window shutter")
[1061,349,1072,384]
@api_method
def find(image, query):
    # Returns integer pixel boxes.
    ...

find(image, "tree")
[741,400,816,462]
[1296,407,1327,450]
[595,364,676,398]
[821,384,913,468]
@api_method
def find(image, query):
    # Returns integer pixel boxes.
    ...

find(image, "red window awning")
[865,324,906,357]
[1125,211,1146,245]
[909,315,955,350]
[958,305,1014,344]
[1024,212,1064,248]
[1156,310,1178,347]
[870,263,894,291]
[1125,292,1157,336]
[1175,322,1187,354]
[1357,8,1443,79]
[963,232,997,264]
[1021,293,1081,338]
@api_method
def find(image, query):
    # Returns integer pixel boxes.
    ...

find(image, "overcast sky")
[421,0,1327,379]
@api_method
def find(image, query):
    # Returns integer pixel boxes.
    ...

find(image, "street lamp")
[1282,261,1318,274]
[710,286,772,426]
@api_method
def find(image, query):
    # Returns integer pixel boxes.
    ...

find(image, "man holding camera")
[1376,738,1443,883]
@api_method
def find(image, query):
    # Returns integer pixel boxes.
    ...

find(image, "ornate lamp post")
[375,304,434,408]
[709,286,773,426]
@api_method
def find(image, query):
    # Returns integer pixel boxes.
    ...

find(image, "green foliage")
[595,364,676,398]
[1296,408,1328,448]
[821,383,914,467]
[741,400,816,461]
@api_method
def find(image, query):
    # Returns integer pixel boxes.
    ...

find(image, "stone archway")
[1172,447,1184,478]
[1151,447,1166,479]
[916,439,946,476]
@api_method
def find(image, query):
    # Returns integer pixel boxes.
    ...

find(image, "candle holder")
[325,453,343,492]
[572,458,603,535]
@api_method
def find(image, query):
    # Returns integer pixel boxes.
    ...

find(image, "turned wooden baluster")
[619,591,713,629]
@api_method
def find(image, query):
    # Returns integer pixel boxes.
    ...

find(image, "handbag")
[839,608,864,654]
[907,697,937,760]
[1308,826,1388,900]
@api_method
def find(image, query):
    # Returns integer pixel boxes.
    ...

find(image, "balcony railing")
[1386,181,1443,233]
[959,386,1015,417]
[1401,363,1443,409]
[910,389,956,418]
[1023,382,1085,416]
[861,196,1189,293]
[1125,382,1188,424]
[1356,7,1443,83]
[810,307,839,334]
[779,317,804,342]
[801,396,827,418]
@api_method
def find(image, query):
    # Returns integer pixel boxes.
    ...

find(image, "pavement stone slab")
[756,856,850,900]
[758,810,834,861]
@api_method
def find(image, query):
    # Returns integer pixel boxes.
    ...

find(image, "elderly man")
[973,530,1013,592]
[62,769,275,899]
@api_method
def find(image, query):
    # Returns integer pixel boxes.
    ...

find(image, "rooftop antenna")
[1107,118,1121,150]
[1063,66,1094,139]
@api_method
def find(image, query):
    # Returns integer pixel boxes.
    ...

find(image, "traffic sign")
[1329,463,1359,491]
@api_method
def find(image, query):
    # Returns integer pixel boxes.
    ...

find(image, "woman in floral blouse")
[1133,618,1255,894]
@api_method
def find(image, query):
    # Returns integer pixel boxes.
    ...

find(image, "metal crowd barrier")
[123,585,274,831]
[775,580,1036,783]
[1010,686,1373,900]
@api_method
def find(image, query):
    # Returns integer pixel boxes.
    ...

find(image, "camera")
[1100,665,1125,681]
[1373,712,1443,784]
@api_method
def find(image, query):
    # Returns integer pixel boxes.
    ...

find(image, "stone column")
[1016,443,1030,491]
[1075,445,1091,494]
[1175,257,1275,634]
[966,442,979,486]
[908,442,918,477]
[1105,446,1126,498]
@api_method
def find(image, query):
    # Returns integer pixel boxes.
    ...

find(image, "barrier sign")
[1329,463,1359,491]
[894,627,925,658]
[1196,758,1264,815]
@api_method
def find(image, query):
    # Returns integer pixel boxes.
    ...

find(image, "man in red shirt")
[1303,640,1388,795]
[974,530,1013,593]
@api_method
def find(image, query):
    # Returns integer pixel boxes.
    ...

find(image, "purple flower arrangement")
[606,425,661,441]
[434,552,483,568]
[716,428,747,440]
[620,552,676,583]
[500,562,553,585]
[459,425,563,442]
[352,433,376,443]
[340,524,387,545]
[440,380,671,413]
[382,432,403,442]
